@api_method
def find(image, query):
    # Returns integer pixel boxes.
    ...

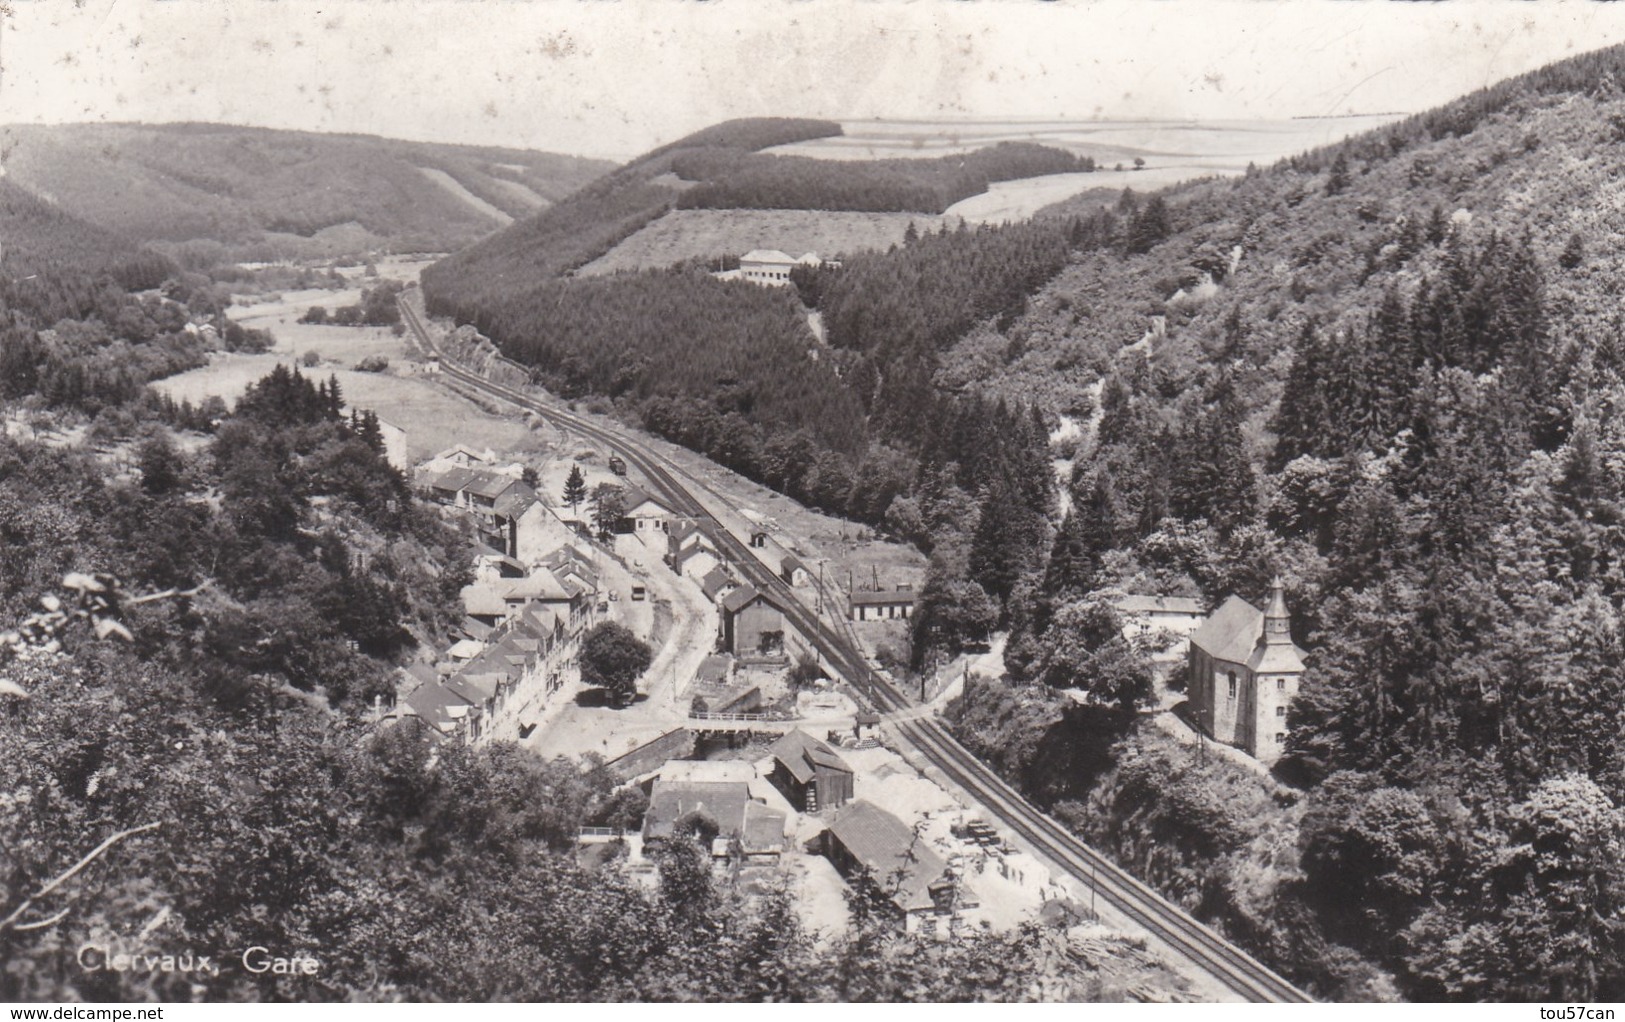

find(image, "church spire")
[1264,576,1292,645]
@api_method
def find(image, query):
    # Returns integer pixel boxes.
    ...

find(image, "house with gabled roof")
[621,485,674,534]
[1187,578,1307,765]
[1111,593,1206,662]
[700,566,740,605]
[740,249,831,286]
[403,678,478,742]
[642,780,787,860]
[821,801,970,934]
[767,729,854,813]
[433,443,494,467]
[720,584,789,660]
[779,554,811,588]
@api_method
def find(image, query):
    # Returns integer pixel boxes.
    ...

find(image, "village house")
[766,729,855,814]
[666,519,720,579]
[849,587,917,622]
[1111,594,1206,662]
[621,485,675,534]
[397,603,571,746]
[420,465,545,560]
[460,563,592,636]
[1187,578,1307,765]
[537,547,601,607]
[433,443,495,467]
[821,801,970,935]
[700,566,740,605]
[641,780,788,860]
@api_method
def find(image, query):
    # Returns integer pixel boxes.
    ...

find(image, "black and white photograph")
[2,0,1625,1008]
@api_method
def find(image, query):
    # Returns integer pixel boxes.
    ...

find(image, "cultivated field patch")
[578,208,960,276]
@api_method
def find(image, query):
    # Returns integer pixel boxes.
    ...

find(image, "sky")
[3,0,1625,160]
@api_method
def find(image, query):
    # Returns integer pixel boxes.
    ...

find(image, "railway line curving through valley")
[398,295,1313,1004]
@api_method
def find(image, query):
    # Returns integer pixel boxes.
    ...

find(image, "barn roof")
[463,471,525,500]
[826,801,949,913]
[621,485,670,516]
[500,571,573,602]
[403,680,473,731]
[493,488,540,517]
[701,567,737,601]
[769,728,852,785]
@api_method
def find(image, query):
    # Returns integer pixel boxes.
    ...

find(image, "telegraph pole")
[1091,860,1098,920]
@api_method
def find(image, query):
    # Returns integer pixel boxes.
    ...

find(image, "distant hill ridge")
[0,121,614,264]
[423,116,1092,317]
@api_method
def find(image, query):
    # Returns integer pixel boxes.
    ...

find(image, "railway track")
[398,295,1313,1003]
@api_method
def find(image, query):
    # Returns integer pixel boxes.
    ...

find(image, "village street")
[524,529,719,762]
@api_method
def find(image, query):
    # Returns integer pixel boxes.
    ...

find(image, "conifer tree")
[563,463,588,513]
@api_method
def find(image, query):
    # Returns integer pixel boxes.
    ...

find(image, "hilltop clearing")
[578,209,959,276]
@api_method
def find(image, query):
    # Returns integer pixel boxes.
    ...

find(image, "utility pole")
[1091,860,1098,920]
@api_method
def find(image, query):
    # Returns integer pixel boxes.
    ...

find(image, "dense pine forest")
[933,49,1625,1002]
[673,142,1095,214]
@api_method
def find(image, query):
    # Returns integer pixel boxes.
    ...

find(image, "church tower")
[1263,577,1293,645]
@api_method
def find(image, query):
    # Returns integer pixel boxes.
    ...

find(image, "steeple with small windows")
[1263,576,1293,645]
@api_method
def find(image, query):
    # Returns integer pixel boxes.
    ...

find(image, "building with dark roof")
[779,554,811,587]
[621,485,674,534]
[1187,578,1307,765]
[821,801,968,933]
[642,780,787,859]
[767,729,854,813]
[720,584,788,659]
[700,566,739,604]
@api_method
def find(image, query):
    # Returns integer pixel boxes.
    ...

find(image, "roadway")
[397,293,1314,1003]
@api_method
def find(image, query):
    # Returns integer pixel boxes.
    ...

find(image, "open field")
[577,208,960,276]
[150,254,557,463]
[949,167,1221,222]
[153,353,551,464]
[769,116,1405,163]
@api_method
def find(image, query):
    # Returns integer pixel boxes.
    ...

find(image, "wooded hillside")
[928,45,1625,1003]
[0,122,613,262]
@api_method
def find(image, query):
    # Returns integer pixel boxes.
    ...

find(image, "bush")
[788,654,827,690]
[301,350,322,368]
[354,355,390,373]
